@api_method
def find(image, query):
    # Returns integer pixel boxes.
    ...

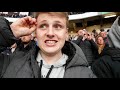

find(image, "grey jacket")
[0,16,96,78]
[2,41,96,78]
[108,16,120,49]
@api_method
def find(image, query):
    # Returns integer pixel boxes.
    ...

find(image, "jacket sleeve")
[89,39,99,59]
[72,36,83,45]
[89,39,98,50]
[0,54,11,78]
[0,16,17,50]
[91,56,113,78]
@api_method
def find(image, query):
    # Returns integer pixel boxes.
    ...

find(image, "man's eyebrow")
[40,20,47,23]
[39,20,63,24]
[54,21,62,23]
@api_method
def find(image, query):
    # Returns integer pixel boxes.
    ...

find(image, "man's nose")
[46,27,55,38]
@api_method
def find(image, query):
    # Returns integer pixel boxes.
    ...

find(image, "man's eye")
[54,24,63,29]
[40,24,48,29]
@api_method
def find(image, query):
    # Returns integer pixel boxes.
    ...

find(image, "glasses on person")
[84,34,89,36]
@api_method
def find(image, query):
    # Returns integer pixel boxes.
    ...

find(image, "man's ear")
[65,31,69,41]
[65,34,69,41]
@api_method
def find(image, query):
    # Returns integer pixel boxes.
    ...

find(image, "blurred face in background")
[20,35,32,44]
[78,30,84,36]
[87,33,92,40]
[100,31,107,38]
[83,31,88,39]
[97,36,105,45]
[35,12,68,55]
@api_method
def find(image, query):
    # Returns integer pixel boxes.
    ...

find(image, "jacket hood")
[108,16,120,49]
[62,41,89,69]
[100,47,120,61]
[32,41,89,69]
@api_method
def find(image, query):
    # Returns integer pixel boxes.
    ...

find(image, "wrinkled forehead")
[35,12,68,18]
[36,13,67,25]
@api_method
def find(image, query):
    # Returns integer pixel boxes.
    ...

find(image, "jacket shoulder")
[64,66,96,78]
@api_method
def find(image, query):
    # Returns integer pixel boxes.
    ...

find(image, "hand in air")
[10,16,37,38]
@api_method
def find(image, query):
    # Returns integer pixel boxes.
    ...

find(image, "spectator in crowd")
[99,30,109,46]
[94,35,109,59]
[20,34,34,48]
[0,12,96,78]
[72,29,98,66]
[96,36,105,54]
[91,16,120,78]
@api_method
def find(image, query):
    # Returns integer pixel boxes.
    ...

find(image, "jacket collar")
[101,47,120,61]
[31,41,88,78]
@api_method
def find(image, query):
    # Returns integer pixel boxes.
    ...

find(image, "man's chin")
[22,42,30,44]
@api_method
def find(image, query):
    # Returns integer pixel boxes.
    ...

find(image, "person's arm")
[91,56,113,78]
[72,36,83,45]
[0,16,17,48]
[89,39,98,50]
[0,16,36,48]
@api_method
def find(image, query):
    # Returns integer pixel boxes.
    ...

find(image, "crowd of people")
[0,12,27,18]
[0,12,120,78]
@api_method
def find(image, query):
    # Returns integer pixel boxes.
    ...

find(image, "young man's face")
[36,13,68,55]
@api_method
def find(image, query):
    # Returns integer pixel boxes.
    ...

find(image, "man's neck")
[24,43,29,48]
[40,51,63,65]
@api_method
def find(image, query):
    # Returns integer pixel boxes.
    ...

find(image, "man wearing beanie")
[91,16,120,78]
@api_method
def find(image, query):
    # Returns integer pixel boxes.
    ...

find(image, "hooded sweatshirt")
[91,16,120,78]
[2,41,96,78]
[36,51,68,78]
[0,16,96,78]
[108,16,120,49]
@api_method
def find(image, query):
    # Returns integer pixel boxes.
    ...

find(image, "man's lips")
[44,40,58,46]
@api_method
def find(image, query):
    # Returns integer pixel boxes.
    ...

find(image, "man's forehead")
[37,13,65,19]
[37,14,66,20]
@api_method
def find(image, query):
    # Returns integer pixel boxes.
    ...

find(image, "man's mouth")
[45,40,58,46]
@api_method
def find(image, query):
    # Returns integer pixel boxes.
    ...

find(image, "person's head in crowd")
[33,12,69,62]
[83,30,88,39]
[108,16,120,49]
[96,35,105,45]
[100,29,104,32]
[99,31,107,39]
[87,32,92,40]
[92,29,97,37]
[20,34,33,45]
[77,29,84,37]
[95,35,105,54]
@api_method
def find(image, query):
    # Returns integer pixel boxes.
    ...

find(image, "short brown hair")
[33,12,69,28]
